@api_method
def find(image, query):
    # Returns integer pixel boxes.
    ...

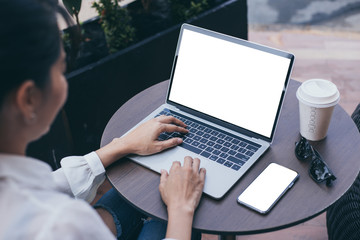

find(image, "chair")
[326,103,360,240]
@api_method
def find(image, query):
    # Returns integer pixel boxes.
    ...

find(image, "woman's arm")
[96,115,188,168]
[159,157,206,240]
[57,115,188,201]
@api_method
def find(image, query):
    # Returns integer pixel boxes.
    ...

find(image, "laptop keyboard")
[155,108,261,171]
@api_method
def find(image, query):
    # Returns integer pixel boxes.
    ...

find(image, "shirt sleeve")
[58,152,106,203]
[52,168,74,197]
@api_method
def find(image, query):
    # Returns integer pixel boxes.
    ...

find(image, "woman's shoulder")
[1,188,114,240]
[42,199,115,239]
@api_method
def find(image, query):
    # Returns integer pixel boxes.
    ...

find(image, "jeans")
[94,188,201,240]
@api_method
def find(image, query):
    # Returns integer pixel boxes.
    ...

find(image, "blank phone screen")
[237,163,298,214]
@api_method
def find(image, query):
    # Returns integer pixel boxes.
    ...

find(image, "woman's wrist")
[166,206,195,240]
[167,203,195,218]
[96,138,133,168]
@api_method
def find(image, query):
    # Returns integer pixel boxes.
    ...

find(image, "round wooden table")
[101,79,360,235]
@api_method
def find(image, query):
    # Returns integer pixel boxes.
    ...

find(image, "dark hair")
[0,0,72,106]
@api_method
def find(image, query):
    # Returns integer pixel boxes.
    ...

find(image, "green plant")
[63,0,82,31]
[169,0,209,22]
[92,0,136,53]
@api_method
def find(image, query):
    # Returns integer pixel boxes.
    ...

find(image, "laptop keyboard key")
[200,151,211,158]
[228,150,236,155]
[230,145,239,150]
[204,128,212,133]
[239,148,247,153]
[210,136,218,142]
[221,147,229,153]
[158,132,170,140]
[224,161,233,168]
[213,144,221,150]
[218,133,226,139]
[191,122,199,128]
[184,138,193,144]
[235,153,249,161]
[203,133,211,139]
[192,142,200,147]
[213,150,221,155]
[194,136,201,141]
[220,153,228,158]
[246,145,259,152]
[231,164,241,171]
[197,126,205,131]
[210,155,218,161]
[239,142,247,147]
[199,144,207,149]
[216,158,226,164]
[225,136,233,142]
[181,143,202,154]
[245,151,254,156]
[187,133,195,138]
[227,156,245,165]
[211,130,219,136]
[185,120,192,125]
[205,146,214,152]
[189,128,197,133]
[197,131,204,136]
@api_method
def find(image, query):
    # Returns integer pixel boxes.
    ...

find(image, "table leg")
[219,235,236,240]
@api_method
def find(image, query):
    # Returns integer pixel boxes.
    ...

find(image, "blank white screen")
[237,163,298,213]
[168,29,291,138]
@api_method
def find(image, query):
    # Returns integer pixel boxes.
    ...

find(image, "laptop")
[123,24,295,199]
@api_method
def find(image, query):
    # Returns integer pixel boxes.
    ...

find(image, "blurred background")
[248,0,360,118]
[66,0,360,116]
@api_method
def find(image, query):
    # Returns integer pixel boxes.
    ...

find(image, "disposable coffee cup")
[296,79,340,141]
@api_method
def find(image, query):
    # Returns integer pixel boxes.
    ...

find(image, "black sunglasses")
[295,137,336,186]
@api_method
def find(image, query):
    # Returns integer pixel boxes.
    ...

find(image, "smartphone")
[237,163,299,214]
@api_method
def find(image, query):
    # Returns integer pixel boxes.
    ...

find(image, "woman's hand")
[159,156,206,240]
[96,115,188,167]
[122,115,189,155]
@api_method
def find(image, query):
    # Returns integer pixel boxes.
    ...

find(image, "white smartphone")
[237,163,299,214]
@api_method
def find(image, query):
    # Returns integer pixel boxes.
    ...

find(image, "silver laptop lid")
[166,24,294,143]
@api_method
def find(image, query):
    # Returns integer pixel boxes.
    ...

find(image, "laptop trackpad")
[130,146,240,199]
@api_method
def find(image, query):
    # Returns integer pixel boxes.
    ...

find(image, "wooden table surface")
[101,79,360,235]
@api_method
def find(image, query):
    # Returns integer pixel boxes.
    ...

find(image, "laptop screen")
[168,25,294,140]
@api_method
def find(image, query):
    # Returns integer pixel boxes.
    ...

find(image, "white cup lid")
[296,79,340,108]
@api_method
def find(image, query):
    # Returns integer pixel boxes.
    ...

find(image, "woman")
[0,0,206,239]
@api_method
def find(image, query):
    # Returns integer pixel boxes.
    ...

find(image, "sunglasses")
[295,137,336,186]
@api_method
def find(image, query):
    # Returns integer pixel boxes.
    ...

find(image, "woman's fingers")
[156,115,187,128]
[183,156,193,169]
[169,161,182,174]
[160,169,169,187]
[160,157,206,214]
[156,138,183,152]
[192,157,201,172]
[159,123,189,134]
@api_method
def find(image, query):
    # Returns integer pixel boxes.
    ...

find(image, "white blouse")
[0,152,115,240]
